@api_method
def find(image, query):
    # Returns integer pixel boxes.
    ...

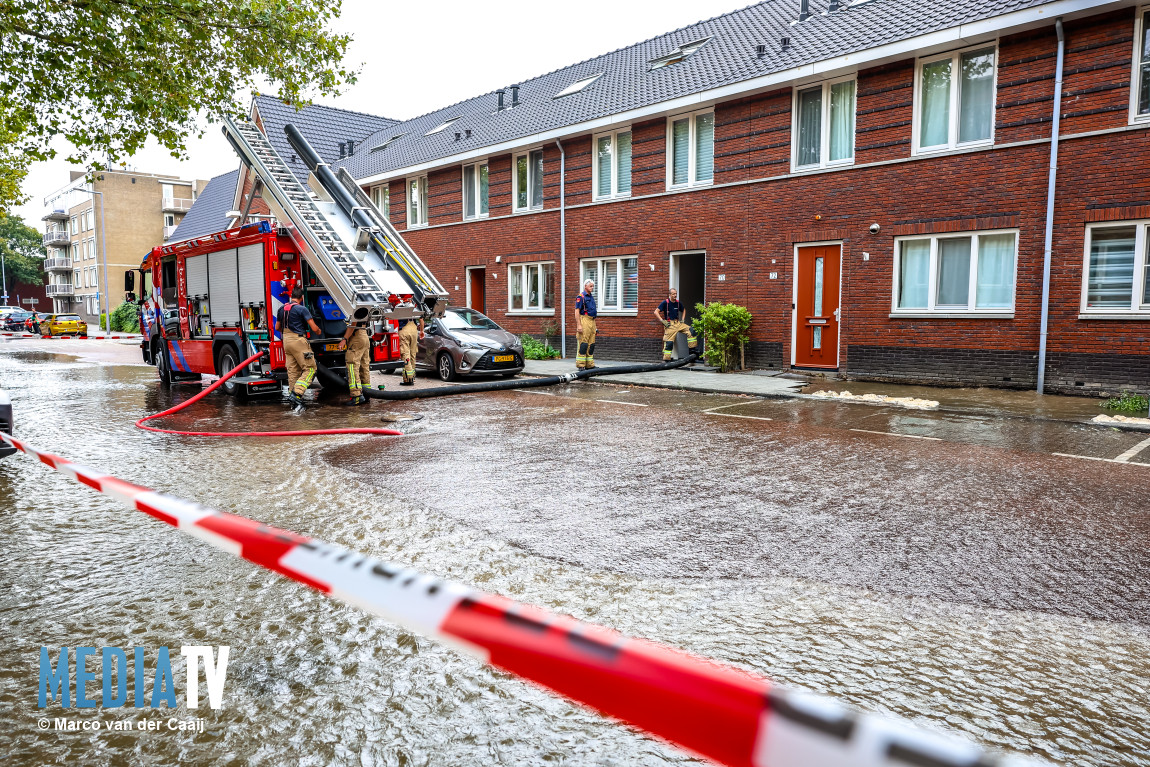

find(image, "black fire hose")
[314,354,701,401]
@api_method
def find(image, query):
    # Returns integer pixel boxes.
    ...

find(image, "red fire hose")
[135,350,402,438]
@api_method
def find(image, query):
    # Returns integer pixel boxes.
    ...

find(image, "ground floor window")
[893,230,1017,314]
[508,261,554,312]
[1083,223,1150,313]
[580,257,639,312]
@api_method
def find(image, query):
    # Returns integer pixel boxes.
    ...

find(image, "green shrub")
[691,302,752,372]
[1101,390,1149,413]
[109,300,139,333]
[520,333,560,360]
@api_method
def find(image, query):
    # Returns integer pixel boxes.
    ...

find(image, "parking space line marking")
[1114,435,1150,463]
[850,428,941,441]
[706,413,772,421]
[597,399,649,406]
[702,399,764,413]
[1052,452,1150,467]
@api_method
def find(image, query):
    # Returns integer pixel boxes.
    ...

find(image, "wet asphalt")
[0,339,1147,767]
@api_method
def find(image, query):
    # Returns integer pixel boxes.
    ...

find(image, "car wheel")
[155,341,172,386]
[216,345,244,397]
[437,352,457,382]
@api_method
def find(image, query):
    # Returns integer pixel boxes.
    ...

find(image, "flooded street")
[1,341,1148,766]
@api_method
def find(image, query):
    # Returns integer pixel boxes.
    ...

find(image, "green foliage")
[520,333,559,360]
[1101,390,1150,413]
[110,301,139,333]
[691,302,753,372]
[0,212,46,286]
[0,0,357,211]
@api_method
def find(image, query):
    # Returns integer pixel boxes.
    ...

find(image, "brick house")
[237,0,1150,395]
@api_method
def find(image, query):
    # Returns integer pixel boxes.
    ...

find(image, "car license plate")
[493,354,514,362]
[325,343,342,351]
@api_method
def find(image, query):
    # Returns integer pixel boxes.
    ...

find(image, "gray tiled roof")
[253,96,399,184]
[170,170,239,242]
[340,0,1063,180]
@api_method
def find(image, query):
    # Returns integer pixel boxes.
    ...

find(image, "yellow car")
[40,314,88,337]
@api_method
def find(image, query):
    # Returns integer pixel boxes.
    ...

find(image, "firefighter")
[574,279,597,369]
[654,288,698,361]
[341,307,372,405]
[279,285,323,411]
[397,315,424,386]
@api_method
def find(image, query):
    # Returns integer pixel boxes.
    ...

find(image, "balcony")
[44,257,72,272]
[46,283,74,297]
[42,230,70,246]
[162,197,193,212]
[42,208,68,222]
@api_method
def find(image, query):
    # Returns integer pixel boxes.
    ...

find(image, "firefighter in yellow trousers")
[654,288,698,361]
[574,279,597,369]
[341,307,372,406]
[279,285,323,412]
[397,315,424,385]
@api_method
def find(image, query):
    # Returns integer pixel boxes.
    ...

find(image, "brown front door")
[468,268,486,313]
[794,244,841,368]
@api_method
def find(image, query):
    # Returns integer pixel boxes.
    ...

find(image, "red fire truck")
[128,220,402,398]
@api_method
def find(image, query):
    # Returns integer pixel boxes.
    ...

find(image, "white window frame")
[69,216,77,235]
[579,256,639,315]
[592,128,633,201]
[890,229,1019,317]
[462,160,489,221]
[1131,7,1150,123]
[506,261,555,315]
[665,108,715,190]
[912,43,998,155]
[406,175,428,228]
[371,184,390,219]
[513,148,545,213]
[1080,222,1150,316]
[791,75,857,171]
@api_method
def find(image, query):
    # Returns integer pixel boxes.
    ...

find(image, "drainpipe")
[556,139,567,359]
[1037,17,1065,393]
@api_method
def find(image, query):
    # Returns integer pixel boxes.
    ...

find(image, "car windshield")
[58,315,80,322]
[440,309,500,331]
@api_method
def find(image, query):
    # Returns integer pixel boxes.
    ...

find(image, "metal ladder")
[223,116,390,314]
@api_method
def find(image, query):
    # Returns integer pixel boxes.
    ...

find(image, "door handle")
[833,308,841,321]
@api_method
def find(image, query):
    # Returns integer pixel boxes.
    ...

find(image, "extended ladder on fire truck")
[222,115,448,322]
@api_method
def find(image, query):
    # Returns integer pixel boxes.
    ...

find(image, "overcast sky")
[14,0,751,225]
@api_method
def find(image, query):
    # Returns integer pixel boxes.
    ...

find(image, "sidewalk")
[521,357,1149,430]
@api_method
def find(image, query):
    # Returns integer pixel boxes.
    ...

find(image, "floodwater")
[0,344,1148,766]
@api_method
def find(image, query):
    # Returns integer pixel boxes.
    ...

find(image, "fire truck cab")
[129,220,402,398]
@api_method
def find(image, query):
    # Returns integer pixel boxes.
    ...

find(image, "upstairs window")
[893,231,1017,315]
[916,46,996,153]
[371,184,390,219]
[1083,223,1150,313]
[462,162,489,220]
[407,176,428,228]
[794,77,856,170]
[593,129,632,200]
[667,110,714,188]
[1134,9,1150,120]
[514,149,544,212]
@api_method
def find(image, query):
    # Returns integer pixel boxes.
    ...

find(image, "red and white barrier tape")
[0,429,1038,767]
[0,333,138,339]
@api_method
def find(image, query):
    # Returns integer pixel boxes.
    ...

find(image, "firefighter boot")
[287,391,306,412]
[586,343,596,369]
[348,394,367,406]
[663,341,674,362]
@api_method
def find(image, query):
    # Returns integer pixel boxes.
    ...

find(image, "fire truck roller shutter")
[186,254,208,298]
[208,248,241,326]
[237,244,264,306]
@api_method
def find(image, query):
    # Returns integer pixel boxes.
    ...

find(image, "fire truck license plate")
[325,343,342,351]
[493,355,514,362]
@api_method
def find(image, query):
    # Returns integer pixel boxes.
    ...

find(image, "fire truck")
[130,119,448,397]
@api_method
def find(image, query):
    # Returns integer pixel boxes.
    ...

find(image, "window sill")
[462,215,489,222]
[792,160,854,174]
[405,224,428,230]
[913,140,993,157]
[512,207,544,214]
[506,309,555,316]
[889,311,1014,319]
[591,193,632,202]
[667,180,713,191]
[1078,312,1150,320]
[594,310,639,317]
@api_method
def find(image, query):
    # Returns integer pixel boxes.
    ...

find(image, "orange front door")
[794,245,841,368]
[469,268,486,313]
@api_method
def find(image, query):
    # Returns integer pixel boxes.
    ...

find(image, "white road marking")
[702,399,764,413]
[706,413,773,421]
[1052,451,1150,467]
[1113,435,1150,463]
[849,428,941,441]
[597,399,648,407]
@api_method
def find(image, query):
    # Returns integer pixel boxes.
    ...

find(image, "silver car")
[417,307,525,381]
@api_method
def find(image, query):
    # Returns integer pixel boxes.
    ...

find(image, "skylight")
[648,37,712,71]
[425,117,461,136]
[553,73,603,99]
[369,134,405,152]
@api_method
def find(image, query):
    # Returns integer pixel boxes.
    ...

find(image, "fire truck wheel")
[215,345,245,399]
[154,341,172,387]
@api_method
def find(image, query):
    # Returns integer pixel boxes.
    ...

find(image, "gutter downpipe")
[556,139,567,359]
[1037,17,1065,394]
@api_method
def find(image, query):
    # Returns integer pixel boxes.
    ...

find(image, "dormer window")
[554,73,603,99]
[426,118,461,136]
[648,37,711,71]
